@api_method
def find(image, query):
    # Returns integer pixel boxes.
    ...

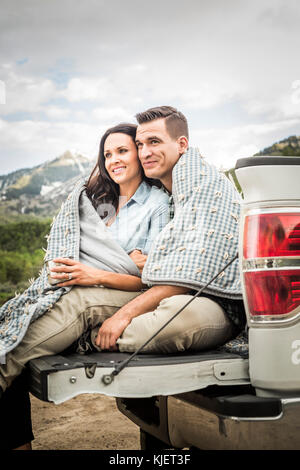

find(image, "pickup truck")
[28,155,300,450]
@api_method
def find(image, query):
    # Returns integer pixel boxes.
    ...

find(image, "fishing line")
[102,253,239,385]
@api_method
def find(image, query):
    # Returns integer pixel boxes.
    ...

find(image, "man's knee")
[157,294,234,350]
[118,294,198,353]
[159,294,191,311]
[119,294,233,354]
[157,294,205,328]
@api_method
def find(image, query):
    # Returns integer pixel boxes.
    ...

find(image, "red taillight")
[244,270,300,316]
[244,213,300,258]
[243,211,300,320]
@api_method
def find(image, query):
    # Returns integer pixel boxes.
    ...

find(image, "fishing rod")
[101,253,239,385]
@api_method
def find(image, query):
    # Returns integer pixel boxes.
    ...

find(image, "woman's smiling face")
[104,132,142,186]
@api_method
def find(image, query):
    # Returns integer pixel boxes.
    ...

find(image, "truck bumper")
[167,392,300,450]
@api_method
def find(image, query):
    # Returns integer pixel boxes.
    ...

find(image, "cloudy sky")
[1,0,300,174]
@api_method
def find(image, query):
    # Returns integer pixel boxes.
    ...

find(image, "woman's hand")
[95,313,131,350]
[129,250,148,274]
[50,258,143,291]
[50,258,104,287]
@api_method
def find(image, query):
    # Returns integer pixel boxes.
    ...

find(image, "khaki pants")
[0,286,235,391]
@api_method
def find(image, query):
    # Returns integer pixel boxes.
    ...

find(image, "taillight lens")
[243,211,300,320]
[244,270,300,316]
[244,213,300,258]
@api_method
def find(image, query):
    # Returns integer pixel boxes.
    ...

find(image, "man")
[94,106,245,354]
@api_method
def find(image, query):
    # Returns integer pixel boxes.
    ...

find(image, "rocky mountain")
[0,151,93,199]
[0,151,94,218]
[255,135,300,156]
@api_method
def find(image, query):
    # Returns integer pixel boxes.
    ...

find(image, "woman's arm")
[50,258,143,291]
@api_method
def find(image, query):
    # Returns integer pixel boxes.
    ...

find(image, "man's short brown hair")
[135,106,189,140]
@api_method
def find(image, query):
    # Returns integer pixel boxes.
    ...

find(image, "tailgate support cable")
[102,253,239,385]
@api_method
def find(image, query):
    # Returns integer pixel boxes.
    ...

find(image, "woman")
[0,123,170,449]
[48,123,168,290]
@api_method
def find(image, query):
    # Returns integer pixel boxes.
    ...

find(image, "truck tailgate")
[28,350,249,404]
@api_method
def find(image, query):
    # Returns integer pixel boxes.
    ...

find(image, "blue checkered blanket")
[142,147,242,299]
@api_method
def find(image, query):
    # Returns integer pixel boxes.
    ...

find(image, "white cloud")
[291,80,300,105]
[61,77,112,102]
[0,118,100,172]
[191,118,300,169]
[0,64,56,114]
[243,83,300,122]
[44,106,71,119]
[1,0,300,174]
[0,80,5,104]
[92,106,132,123]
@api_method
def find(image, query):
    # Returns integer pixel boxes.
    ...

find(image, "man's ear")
[177,136,189,155]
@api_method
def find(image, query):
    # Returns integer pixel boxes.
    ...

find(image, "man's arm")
[129,249,148,275]
[95,284,189,350]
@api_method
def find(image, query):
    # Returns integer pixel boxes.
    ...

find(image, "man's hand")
[96,284,190,350]
[95,313,131,350]
[50,258,103,287]
[129,249,148,274]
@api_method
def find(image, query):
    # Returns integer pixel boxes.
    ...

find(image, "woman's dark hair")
[85,123,159,215]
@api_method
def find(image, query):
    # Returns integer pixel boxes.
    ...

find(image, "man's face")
[135,119,184,187]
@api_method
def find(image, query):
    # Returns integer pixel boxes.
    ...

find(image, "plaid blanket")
[142,147,242,299]
[0,179,85,358]
[0,178,137,358]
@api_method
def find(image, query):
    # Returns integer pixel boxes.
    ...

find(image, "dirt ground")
[30,393,140,450]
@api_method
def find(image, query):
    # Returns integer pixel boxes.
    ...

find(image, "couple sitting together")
[0,105,246,449]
